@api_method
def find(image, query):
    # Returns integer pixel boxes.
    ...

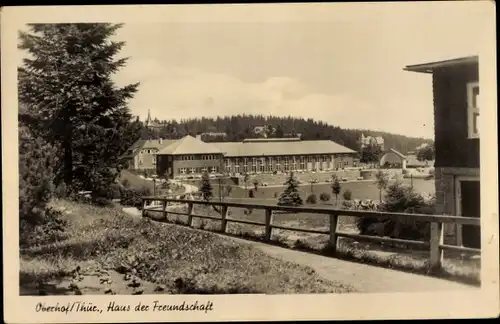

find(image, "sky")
[17,2,490,139]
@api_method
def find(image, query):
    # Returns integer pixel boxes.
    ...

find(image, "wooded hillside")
[141,114,433,154]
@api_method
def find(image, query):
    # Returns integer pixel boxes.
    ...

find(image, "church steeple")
[146,109,152,126]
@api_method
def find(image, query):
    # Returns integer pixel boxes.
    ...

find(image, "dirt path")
[216,234,479,293]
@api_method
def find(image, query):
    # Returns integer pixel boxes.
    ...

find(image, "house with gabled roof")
[360,133,385,151]
[120,138,176,170]
[379,148,407,169]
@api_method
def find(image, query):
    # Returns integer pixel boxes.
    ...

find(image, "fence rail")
[141,196,481,271]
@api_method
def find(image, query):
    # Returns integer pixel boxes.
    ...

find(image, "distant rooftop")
[404,55,479,74]
[157,135,222,155]
[242,137,301,143]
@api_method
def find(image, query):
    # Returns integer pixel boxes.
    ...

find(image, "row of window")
[140,149,160,155]
[179,166,220,174]
[224,155,343,166]
[225,161,349,173]
[177,155,219,161]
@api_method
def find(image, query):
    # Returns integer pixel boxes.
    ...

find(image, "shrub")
[319,192,331,202]
[355,182,433,242]
[342,189,352,201]
[306,194,318,204]
[92,196,113,207]
[54,182,68,199]
[19,208,68,248]
[121,187,151,209]
[109,183,122,199]
[121,178,131,188]
[18,125,58,226]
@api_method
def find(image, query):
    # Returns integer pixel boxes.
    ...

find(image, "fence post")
[220,206,228,233]
[429,221,444,272]
[187,202,194,227]
[328,213,339,253]
[142,198,147,217]
[264,208,274,241]
[162,199,168,221]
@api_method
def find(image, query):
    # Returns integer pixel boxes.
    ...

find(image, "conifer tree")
[18,23,140,193]
[200,172,213,202]
[278,172,303,206]
[331,176,341,206]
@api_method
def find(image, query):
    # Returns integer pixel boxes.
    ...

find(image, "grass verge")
[145,205,481,287]
[20,199,355,295]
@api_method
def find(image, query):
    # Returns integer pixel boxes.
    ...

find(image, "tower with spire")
[146,109,152,127]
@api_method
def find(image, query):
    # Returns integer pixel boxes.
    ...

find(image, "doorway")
[456,178,480,248]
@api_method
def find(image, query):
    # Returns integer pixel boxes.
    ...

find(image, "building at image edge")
[404,55,480,248]
[125,135,358,179]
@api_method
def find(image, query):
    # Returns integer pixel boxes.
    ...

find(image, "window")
[152,154,157,165]
[467,81,480,138]
[190,168,196,174]
[211,167,217,173]
[202,167,207,173]
[344,161,348,166]
[226,165,231,173]
[180,168,187,174]
[235,165,240,173]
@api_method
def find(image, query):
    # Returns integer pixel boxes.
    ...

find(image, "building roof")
[404,55,479,74]
[388,148,407,159]
[120,138,176,159]
[211,139,356,157]
[242,137,301,143]
[157,135,223,155]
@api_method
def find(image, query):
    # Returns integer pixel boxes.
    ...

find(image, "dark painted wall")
[432,64,479,168]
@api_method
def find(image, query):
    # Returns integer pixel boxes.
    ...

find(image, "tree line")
[141,115,433,154]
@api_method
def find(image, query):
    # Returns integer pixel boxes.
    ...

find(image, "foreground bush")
[19,125,58,225]
[355,182,434,242]
[121,187,151,209]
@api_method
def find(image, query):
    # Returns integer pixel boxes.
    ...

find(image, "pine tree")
[18,23,139,193]
[331,176,341,206]
[200,172,213,202]
[278,172,303,206]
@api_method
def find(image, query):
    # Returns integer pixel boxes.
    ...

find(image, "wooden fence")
[141,197,481,271]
